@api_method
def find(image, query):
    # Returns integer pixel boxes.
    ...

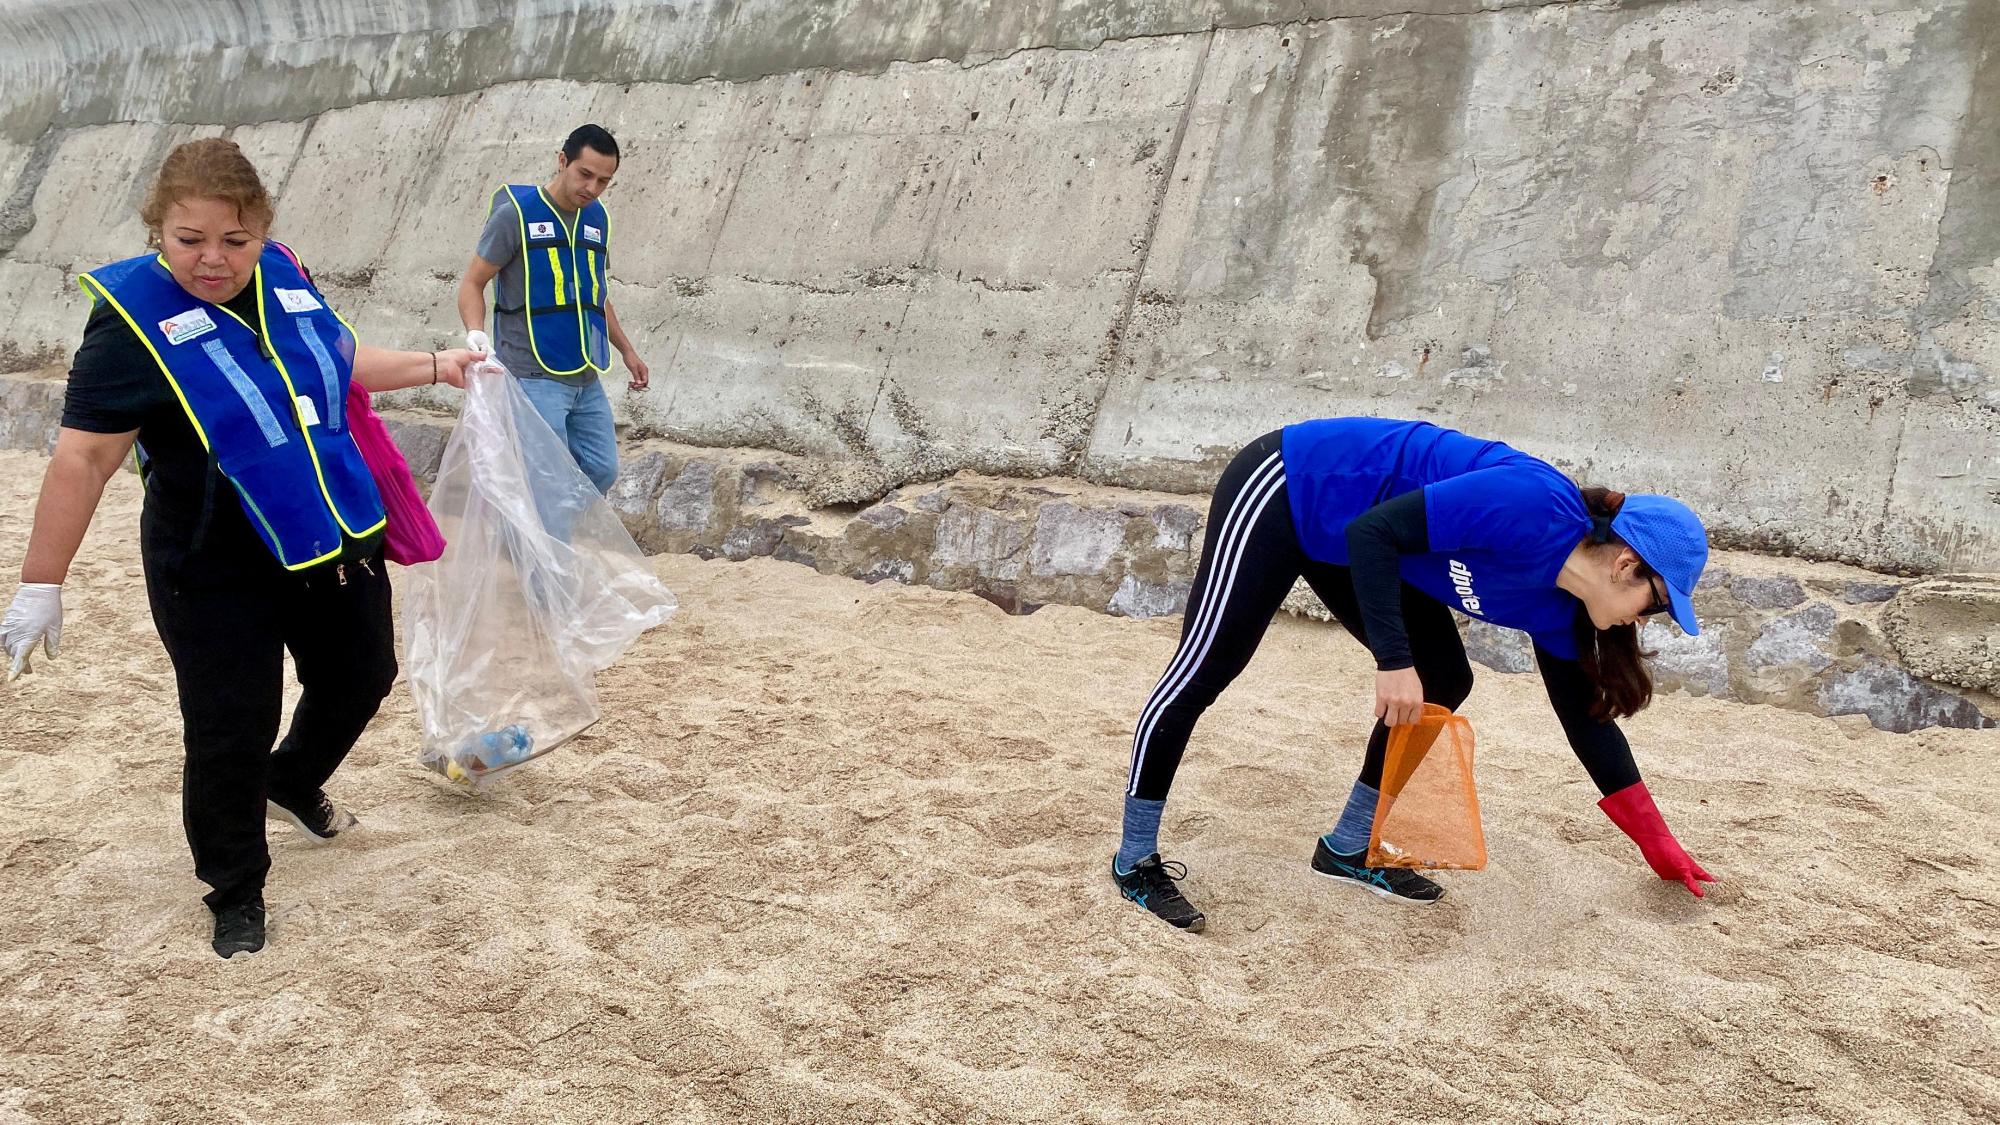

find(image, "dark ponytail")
[1575,487,1655,721]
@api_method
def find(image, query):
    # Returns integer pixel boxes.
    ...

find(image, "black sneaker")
[1112,854,1207,932]
[1311,838,1444,904]
[266,790,359,844]
[212,901,266,959]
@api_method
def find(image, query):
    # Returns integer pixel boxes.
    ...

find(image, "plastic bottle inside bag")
[457,724,535,773]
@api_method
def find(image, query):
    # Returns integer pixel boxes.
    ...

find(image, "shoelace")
[1133,859,1192,899]
[283,793,339,832]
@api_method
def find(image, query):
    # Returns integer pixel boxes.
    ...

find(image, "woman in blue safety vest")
[1111,417,1716,932]
[0,139,486,958]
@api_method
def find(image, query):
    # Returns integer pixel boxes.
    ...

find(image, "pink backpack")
[346,381,446,565]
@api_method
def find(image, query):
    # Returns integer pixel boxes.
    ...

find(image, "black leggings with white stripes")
[1125,431,1474,801]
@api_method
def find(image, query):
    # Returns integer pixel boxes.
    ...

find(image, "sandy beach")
[1,447,1995,1124]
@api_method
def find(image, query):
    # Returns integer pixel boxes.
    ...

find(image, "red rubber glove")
[1598,781,1715,897]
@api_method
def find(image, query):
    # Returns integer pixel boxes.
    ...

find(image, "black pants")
[143,550,397,912]
[1124,431,1474,801]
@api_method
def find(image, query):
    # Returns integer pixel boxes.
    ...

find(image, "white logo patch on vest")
[583,224,603,243]
[528,221,557,239]
[295,395,323,428]
[159,308,217,346]
[1448,559,1482,614]
[274,288,323,314]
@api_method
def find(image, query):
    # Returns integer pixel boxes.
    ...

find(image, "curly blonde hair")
[139,138,275,245]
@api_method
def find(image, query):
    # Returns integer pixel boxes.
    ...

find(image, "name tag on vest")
[529,221,557,239]
[296,395,323,428]
[159,308,217,346]
[583,224,603,243]
[275,288,323,314]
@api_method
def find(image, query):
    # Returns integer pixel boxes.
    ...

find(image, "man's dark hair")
[562,124,620,164]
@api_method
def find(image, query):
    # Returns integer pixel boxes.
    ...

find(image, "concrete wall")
[1,0,1996,573]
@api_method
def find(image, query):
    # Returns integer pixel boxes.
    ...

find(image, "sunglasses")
[1641,572,1671,617]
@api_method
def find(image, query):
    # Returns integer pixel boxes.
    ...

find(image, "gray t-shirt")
[474,197,597,385]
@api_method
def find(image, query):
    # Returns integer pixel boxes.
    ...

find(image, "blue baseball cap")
[1612,494,1709,636]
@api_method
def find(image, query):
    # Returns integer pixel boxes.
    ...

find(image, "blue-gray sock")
[1321,780,1382,857]
[1115,796,1167,874]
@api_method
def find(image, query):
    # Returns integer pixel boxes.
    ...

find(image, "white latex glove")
[465,330,491,357]
[2,583,63,681]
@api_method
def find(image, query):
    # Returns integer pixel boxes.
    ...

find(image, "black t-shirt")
[61,280,378,575]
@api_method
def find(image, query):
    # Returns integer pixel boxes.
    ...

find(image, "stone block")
[857,503,910,532]
[1110,575,1191,620]
[740,460,805,507]
[1644,621,1732,699]
[722,515,809,561]
[1882,577,2000,694]
[608,451,671,522]
[1029,503,1126,578]
[1282,580,1333,623]
[1149,504,1202,553]
[1817,658,1996,734]
[854,558,915,585]
[1839,581,1904,605]
[380,416,449,484]
[1745,604,1837,673]
[1462,618,1535,675]
[657,461,719,532]
[1728,575,1807,611]
[933,505,1030,580]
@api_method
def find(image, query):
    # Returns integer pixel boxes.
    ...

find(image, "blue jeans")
[515,375,619,493]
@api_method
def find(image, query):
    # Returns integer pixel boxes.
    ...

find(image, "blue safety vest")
[79,244,386,570]
[491,185,612,376]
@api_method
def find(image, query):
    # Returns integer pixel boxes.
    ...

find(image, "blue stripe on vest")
[199,338,290,448]
[296,320,345,434]
[79,244,384,570]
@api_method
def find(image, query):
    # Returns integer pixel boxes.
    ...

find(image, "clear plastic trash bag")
[401,361,676,785]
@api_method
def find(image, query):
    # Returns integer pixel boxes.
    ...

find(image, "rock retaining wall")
[1285,561,1999,734]
[3,375,1991,734]
[1463,566,1996,735]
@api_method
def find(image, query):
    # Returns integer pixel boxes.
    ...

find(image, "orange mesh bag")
[1366,703,1486,870]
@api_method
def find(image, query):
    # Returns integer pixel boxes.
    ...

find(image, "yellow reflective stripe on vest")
[498,189,567,371]
[76,273,215,454]
[587,249,599,307]
[547,247,568,306]
[251,266,386,545]
[541,185,610,374]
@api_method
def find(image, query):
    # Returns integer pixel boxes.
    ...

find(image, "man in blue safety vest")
[456,123,648,492]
